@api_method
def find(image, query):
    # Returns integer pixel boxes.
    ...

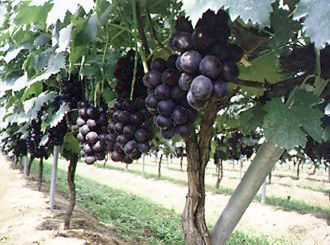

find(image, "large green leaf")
[63,134,81,155]
[293,0,330,49]
[239,53,282,84]
[182,0,275,27]
[49,103,70,128]
[238,104,265,133]
[15,1,52,28]
[23,91,57,120]
[263,90,324,150]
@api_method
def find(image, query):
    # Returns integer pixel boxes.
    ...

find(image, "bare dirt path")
[56,158,330,244]
[0,155,122,245]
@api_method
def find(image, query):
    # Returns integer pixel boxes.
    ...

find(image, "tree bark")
[268,171,272,184]
[210,140,284,244]
[215,159,223,189]
[158,154,163,179]
[37,157,43,192]
[64,156,78,230]
[312,162,317,175]
[180,155,183,171]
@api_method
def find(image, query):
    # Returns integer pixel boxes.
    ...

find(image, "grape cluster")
[77,102,108,164]
[144,55,197,139]
[47,118,68,146]
[107,52,153,163]
[169,10,242,110]
[59,77,83,108]
[13,139,27,158]
[107,97,153,163]
[26,113,46,158]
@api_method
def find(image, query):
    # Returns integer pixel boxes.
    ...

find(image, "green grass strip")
[29,160,286,244]
[95,162,330,218]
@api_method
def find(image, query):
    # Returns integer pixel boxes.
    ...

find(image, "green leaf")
[56,24,73,53]
[23,91,57,120]
[15,1,52,28]
[96,0,112,25]
[49,103,70,128]
[263,98,306,150]
[21,82,43,101]
[182,0,275,27]
[269,7,301,47]
[239,53,282,84]
[238,104,265,133]
[263,90,324,150]
[63,134,80,155]
[293,0,330,49]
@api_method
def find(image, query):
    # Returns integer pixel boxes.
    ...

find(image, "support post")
[50,146,59,210]
[261,178,266,205]
[24,154,29,176]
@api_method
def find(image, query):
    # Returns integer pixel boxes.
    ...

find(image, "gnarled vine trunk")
[182,99,220,244]
[64,156,78,230]
[38,157,43,191]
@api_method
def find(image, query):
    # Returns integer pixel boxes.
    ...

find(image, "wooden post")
[142,154,145,177]
[261,178,266,205]
[50,146,59,210]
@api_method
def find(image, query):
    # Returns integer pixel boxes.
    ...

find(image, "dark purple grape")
[176,56,182,71]
[160,128,176,139]
[83,144,93,154]
[157,99,175,117]
[86,131,98,144]
[176,123,193,138]
[92,141,103,152]
[87,119,97,129]
[143,71,162,89]
[95,152,105,161]
[123,155,133,164]
[117,135,129,145]
[187,91,207,110]
[77,132,84,141]
[76,117,86,127]
[111,151,124,162]
[179,73,193,91]
[138,143,150,153]
[130,112,144,125]
[171,86,186,103]
[170,32,193,52]
[161,68,180,86]
[118,111,130,123]
[78,107,87,119]
[107,133,117,143]
[114,142,125,154]
[108,123,116,133]
[87,106,97,119]
[123,125,137,138]
[129,150,142,160]
[155,115,173,129]
[167,55,179,68]
[114,122,124,134]
[79,125,90,136]
[150,58,167,72]
[112,111,120,122]
[180,50,202,74]
[213,80,227,98]
[171,106,188,125]
[135,129,149,143]
[190,75,213,100]
[145,93,158,112]
[222,62,239,82]
[154,84,171,100]
[199,55,222,79]
[85,156,96,165]
[124,140,138,154]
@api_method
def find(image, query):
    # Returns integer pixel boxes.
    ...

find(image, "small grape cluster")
[26,112,46,158]
[144,55,197,139]
[59,77,83,108]
[47,118,68,146]
[13,139,27,158]
[169,10,242,110]
[77,102,108,164]
[107,97,153,163]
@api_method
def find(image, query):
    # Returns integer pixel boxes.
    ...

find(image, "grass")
[30,160,287,244]
[95,162,330,218]
[296,184,329,194]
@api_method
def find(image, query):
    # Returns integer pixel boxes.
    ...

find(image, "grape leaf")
[56,24,73,53]
[181,0,275,27]
[238,104,265,133]
[293,0,330,49]
[29,52,66,85]
[269,7,301,47]
[263,90,324,150]
[63,134,81,155]
[23,91,57,120]
[0,5,7,27]
[239,53,282,84]
[49,103,70,128]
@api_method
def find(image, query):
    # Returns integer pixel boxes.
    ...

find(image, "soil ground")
[0,154,329,244]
